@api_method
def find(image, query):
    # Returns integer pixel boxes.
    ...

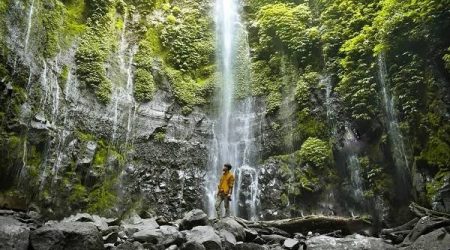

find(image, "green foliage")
[164,66,214,106]
[85,0,114,18]
[75,13,114,103]
[40,0,65,58]
[68,183,87,204]
[296,109,327,141]
[256,3,318,63]
[337,26,380,122]
[153,131,166,143]
[421,136,450,168]
[75,130,96,142]
[134,69,155,102]
[359,156,392,198]
[298,137,331,168]
[160,3,214,72]
[425,171,449,203]
[87,178,117,215]
[295,71,318,104]
[93,140,108,166]
[444,47,450,71]
[133,33,158,102]
[320,0,379,62]
[250,59,282,112]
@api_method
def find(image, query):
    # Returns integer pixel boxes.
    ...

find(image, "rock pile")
[1,207,449,250]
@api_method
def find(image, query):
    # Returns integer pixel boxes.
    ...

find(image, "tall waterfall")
[377,53,411,190]
[206,0,260,220]
[23,0,34,53]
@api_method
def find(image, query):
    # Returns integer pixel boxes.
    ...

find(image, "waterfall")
[207,0,260,220]
[377,53,410,187]
[111,25,136,145]
[24,0,34,53]
[52,70,74,177]
[343,125,364,200]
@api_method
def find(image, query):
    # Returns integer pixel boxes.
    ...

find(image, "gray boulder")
[132,225,183,246]
[283,238,300,249]
[180,209,208,230]
[185,226,222,250]
[30,222,103,250]
[219,229,236,249]
[63,213,94,223]
[214,217,246,241]
[260,234,287,244]
[0,216,30,250]
[116,241,145,250]
[122,218,159,236]
[306,234,396,250]
[400,227,450,250]
[181,241,206,250]
[234,242,267,250]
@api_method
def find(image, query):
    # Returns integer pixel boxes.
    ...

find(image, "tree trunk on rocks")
[234,215,372,235]
[380,202,450,248]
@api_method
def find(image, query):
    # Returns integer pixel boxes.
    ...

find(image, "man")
[216,163,235,218]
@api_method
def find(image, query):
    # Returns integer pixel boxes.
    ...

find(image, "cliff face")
[0,0,449,223]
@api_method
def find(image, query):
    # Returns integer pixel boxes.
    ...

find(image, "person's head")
[223,163,232,172]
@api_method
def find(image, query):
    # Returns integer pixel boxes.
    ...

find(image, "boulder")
[244,228,259,242]
[116,241,145,250]
[181,241,206,250]
[214,217,246,241]
[180,209,208,230]
[260,234,287,244]
[123,218,159,236]
[0,216,30,250]
[219,229,236,249]
[63,213,94,223]
[400,227,450,250]
[185,225,222,250]
[234,242,267,250]
[132,225,183,246]
[103,231,118,244]
[92,215,109,231]
[30,222,103,250]
[283,238,300,249]
[166,245,178,250]
[306,234,396,250]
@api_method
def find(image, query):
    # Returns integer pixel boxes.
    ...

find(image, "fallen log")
[381,217,419,234]
[409,202,450,219]
[234,215,372,236]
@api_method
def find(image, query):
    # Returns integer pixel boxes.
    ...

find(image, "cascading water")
[343,125,364,200]
[377,53,410,187]
[52,70,75,178]
[23,0,34,53]
[206,0,260,220]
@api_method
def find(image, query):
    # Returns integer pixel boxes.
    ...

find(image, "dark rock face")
[432,182,450,213]
[30,222,103,250]
[0,216,30,250]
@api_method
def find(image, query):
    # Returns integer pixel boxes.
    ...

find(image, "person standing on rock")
[216,163,235,218]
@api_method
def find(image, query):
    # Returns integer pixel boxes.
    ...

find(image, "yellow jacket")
[218,171,235,195]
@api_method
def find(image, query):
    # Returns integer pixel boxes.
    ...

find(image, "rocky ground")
[1,207,449,250]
